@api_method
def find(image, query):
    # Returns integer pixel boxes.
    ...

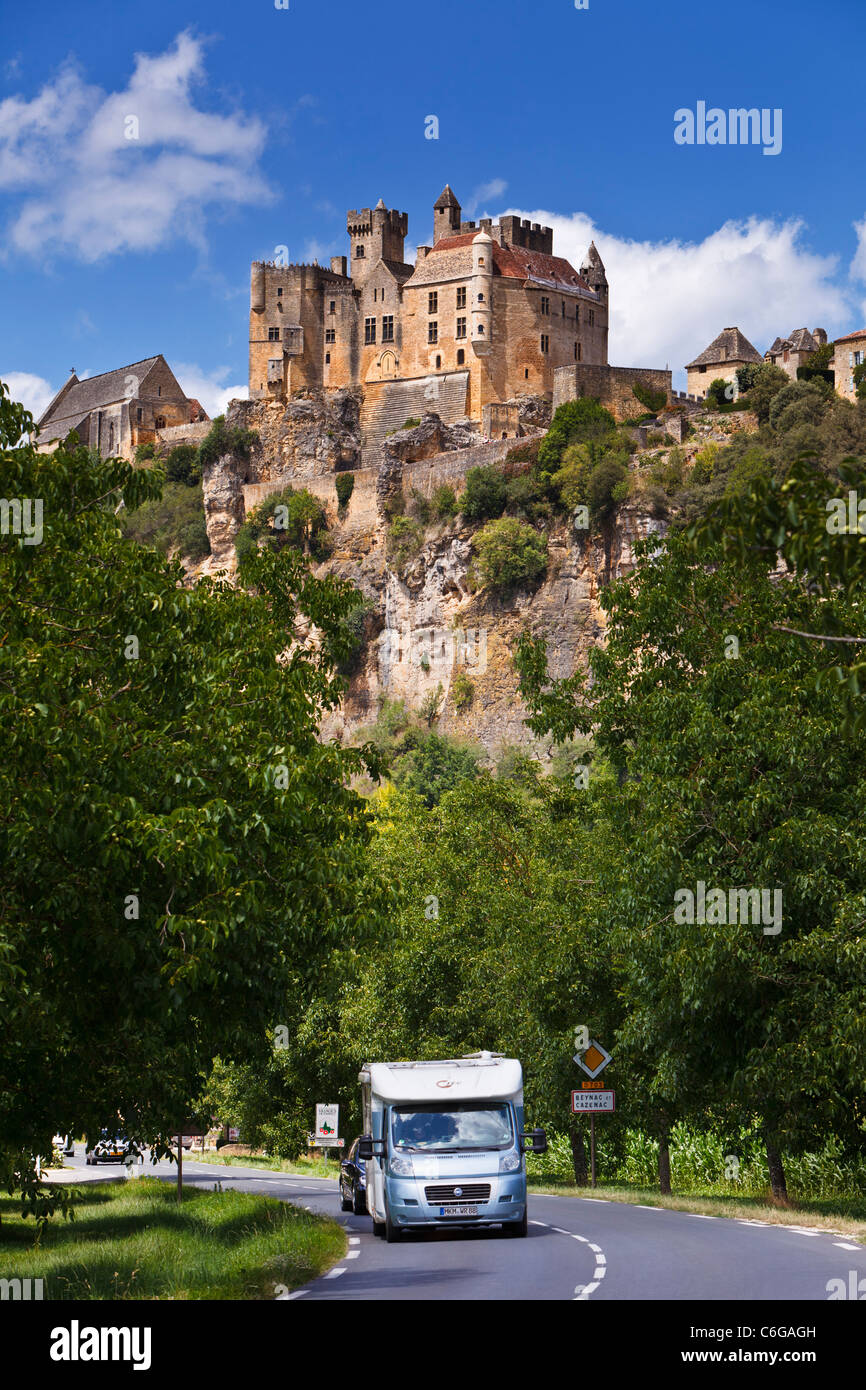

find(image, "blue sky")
[2,0,865,412]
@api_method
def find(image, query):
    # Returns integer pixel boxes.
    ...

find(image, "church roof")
[686,327,762,370]
[38,356,168,429]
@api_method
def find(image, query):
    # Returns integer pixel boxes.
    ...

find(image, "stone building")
[248,186,609,443]
[832,328,866,402]
[685,327,763,399]
[763,327,828,380]
[36,355,207,459]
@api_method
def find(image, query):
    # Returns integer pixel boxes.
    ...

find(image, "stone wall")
[158,421,212,445]
[553,364,672,421]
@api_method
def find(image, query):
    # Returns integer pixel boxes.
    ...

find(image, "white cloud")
[173,363,248,419]
[0,32,272,262]
[505,207,855,385]
[1,370,57,419]
[850,216,866,323]
[465,179,507,217]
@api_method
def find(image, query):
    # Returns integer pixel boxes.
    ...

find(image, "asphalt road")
[59,1147,864,1302]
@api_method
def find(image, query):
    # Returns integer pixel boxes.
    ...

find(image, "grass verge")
[0,1178,345,1299]
[190,1151,337,1179]
[527,1178,866,1240]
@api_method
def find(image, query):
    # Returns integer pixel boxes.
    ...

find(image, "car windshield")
[391,1103,513,1152]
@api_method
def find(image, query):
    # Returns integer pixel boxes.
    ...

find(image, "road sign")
[307,1134,345,1148]
[315,1103,339,1138]
[574,1040,612,1079]
[571,1089,615,1113]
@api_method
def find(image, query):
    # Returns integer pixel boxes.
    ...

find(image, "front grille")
[424,1183,491,1203]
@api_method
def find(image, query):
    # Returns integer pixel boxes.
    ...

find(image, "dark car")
[339,1139,368,1215]
[86,1131,140,1165]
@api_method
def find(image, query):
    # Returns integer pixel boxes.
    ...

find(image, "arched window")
[155,415,166,430]
[477,324,484,335]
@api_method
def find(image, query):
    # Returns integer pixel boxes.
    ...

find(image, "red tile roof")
[428,235,592,292]
[834,329,866,343]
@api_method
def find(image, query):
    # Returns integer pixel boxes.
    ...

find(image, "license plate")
[440,1205,477,1217]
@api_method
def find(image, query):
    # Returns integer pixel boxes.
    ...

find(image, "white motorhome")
[358,1051,546,1241]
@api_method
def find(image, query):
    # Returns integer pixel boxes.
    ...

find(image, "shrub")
[504,471,552,523]
[331,594,376,677]
[408,488,432,525]
[122,482,209,559]
[460,465,508,523]
[690,443,718,485]
[431,484,458,520]
[768,380,831,434]
[134,441,156,464]
[632,381,668,414]
[585,457,628,520]
[419,683,444,727]
[198,415,258,470]
[387,515,424,572]
[451,671,474,711]
[165,443,200,486]
[472,516,547,591]
[649,446,685,495]
[335,471,355,511]
[705,378,734,409]
[537,398,617,472]
[174,516,211,562]
[235,486,330,568]
[402,417,421,430]
[741,363,789,422]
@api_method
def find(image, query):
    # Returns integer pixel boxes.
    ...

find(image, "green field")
[0,1179,345,1300]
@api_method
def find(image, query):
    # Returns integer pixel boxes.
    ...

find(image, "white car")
[52,1133,75,1156]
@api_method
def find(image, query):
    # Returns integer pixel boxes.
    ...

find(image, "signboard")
[574,1040,612,1079]
[315,1104,339,1139]
[308,1134,344,1148]
[571,1090,615,1113]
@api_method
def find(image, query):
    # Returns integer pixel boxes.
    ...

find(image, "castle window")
[158,386,161,396]
[562,301,566,316]
[277,287,283,297]
[325,328,336,343]
[477,292,484,302]
[477,324,485,335]
[155,415,166,429]
[382,315,394,342]
[435,355,441,369]
[428,291,438,314]
[456,286,466,309]
[456,317,466,339]
[540,296,549,316]
[268,327,281,341]
[428,321,438,344]
[356,245,365,257]
[325,352,331,364]
[540,334,549,354]
[364,317,376,345]
[136,407,143,422]
[524,368,529,379]
[457,349,465,365]
[588,309,595,327]
[576,305,580,324]
[330,301,336,314]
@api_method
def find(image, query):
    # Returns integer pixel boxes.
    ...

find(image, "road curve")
[59,1149,864,1301]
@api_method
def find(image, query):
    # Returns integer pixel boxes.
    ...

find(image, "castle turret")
[250,262,266,314]
[813,327,828,347]
[580,241,608,303]
[471,229,492,356]
[433,185,461,243]
[347,200,408,286]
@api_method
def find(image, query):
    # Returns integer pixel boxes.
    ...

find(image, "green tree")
[471,516,548,591]
[165,443,201,487]
[460,465,508,523]
[0,379,386,1209]
[538,398,617,473]
[392,732,481,806]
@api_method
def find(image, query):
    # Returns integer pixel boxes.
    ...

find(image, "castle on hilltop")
[249,186,614,441]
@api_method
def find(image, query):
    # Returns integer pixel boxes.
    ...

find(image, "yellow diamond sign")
[574,1040,612,1079]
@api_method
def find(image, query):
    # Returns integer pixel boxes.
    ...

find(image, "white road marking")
[786,1228,820,1237]
[349,1237,360,1245]
[529,1219,547,1226]
[286,1290,308,1300]
[834,1242,861,1251]
[635,1204,661,1210]
[345,1250,360,1260]
[689,1213,717,1219]
[325,1267,346,1279]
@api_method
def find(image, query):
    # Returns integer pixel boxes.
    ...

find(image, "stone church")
[249,186,610,441]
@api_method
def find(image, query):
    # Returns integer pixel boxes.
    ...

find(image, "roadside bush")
[472,516,547,591]
[460,465,508,523]
[335,471,355,511]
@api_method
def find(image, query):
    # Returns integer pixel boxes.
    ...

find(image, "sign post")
[572,1040,613,1191]
[312,1105,342,1162]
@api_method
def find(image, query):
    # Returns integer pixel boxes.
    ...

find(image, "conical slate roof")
[434,184,460,209]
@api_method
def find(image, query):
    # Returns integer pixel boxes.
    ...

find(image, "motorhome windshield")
[391,1102,513,1151]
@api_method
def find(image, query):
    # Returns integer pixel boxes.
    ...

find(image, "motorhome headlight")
[499,1150,521,1173]
[390,1154,414,1178]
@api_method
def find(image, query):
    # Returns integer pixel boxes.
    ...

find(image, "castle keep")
[249,186,610,443]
